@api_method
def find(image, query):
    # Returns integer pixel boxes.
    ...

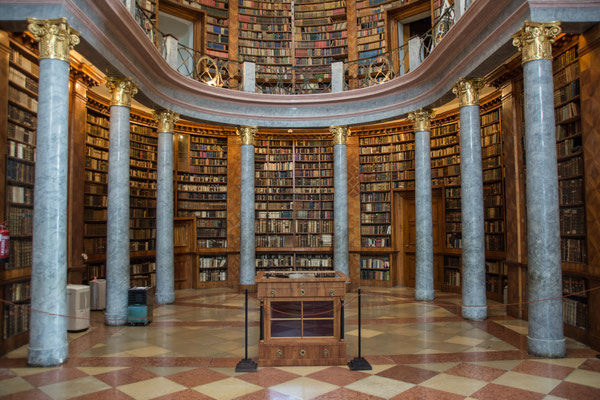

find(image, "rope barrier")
[1,285,598,323]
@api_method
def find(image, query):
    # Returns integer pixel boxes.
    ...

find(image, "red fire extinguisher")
[0,222,9,264]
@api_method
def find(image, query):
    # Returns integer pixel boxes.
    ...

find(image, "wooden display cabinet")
[255,270,348,366]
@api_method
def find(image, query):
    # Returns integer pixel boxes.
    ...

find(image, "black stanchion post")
[348,288,372,370]
[259,300,264,341]
[235,289,257,372]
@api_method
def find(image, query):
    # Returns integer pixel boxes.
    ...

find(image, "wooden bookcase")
[175,127,229,287]
[254,135,334,273]
[0,33,38,355]
[356,0,387,61]
[180,0,230,59]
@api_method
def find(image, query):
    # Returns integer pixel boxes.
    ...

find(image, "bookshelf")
[238,0,292,68]
[182,0,230,59]
[294,0,348,67]
[254,136,334,272]
[175,129,228,286]
[1,35,38,354]
[442,254,460,292]
[356,0,388,61]
[553,42,586,265]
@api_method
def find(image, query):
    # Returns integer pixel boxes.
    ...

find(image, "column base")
[415,289,434,302]
[104,313,128,326]
[462,306,487,321]
[28,343,68,367]
[527,336,566,358]
[155,292,175,304]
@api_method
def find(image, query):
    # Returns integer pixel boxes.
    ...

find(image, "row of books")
[559,178,584,205]
[7,186,33,205]
[9,67,38,92]
[199,270,228,282]
[2,304,29,340]
[8,122,35,145]
[178,173,226,183]
[563,298,587,329]
[10,48,39,76]
[560,207,585,236]
[360,269,390,281]
[7,206,33,236]
[4,281,31,302]
[197,239,227,248]
[360,257,390,269]
[131,262,156,275]
[179,192,226,201]
[6,159,34,184]
[8,240,32,270]
[8,105,36,129]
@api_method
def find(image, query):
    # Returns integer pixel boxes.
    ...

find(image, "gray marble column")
[409,109,435,301]
[238,127,258,286]
[26,18,79,367]
[154,110,179,304]
[513,21,565,358]
[104,78,138,325]
[330,126,349,278]
[453,78,487,321]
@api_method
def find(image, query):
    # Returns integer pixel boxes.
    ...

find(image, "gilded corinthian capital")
[452,78,485,107]
[237,126,258,145]
[329,126,350,145]
[512,21,561,64]
[27,17,80,62]
[105,77,138,107]
[153,110,180,133]
[408,109,435,132]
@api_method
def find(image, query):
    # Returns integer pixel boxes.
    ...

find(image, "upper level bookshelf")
[238,0,292,68]
[182,0,230,58]
[294,0,348,67]
[356,0,391,60]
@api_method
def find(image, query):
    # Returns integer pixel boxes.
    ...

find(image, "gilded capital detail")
[452,78,485,107]
[105,77,138,107]
[330,126,350,145]
[408,109,435,132]
[237,126,258,145]
[27,17,80,62]
[153,110,180,133]
[512,21,561,64]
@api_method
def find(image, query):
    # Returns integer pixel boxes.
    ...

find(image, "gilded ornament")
[153,110,180,132]
[512,21,561,64]
[27,17,80,62]
[408,109,435,132]
[237,126,258,145]
[452,78,485,107]
[329,126,350,145]
[105,77,138,107]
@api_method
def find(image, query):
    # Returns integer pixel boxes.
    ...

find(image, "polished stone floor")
[0,287,599,399]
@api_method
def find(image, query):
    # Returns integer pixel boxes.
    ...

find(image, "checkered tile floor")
[1,287,598,399]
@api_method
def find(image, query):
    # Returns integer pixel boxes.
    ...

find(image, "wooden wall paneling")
[228,0,239,88]
[0,31,9,223]
[347,135,361,287]
[227,135,241,289]
[579,25,600,275]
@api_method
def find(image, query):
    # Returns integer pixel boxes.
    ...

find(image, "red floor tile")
[376,365,439,384]
[312,387,386,400]
[511,360,574,379]
[364,355,396,365]
[0,389,53,399]
[235,388,301,400]
[579,358,600,373]
[94,367,157,387]
[471,383,545,400]
[0,369,16,381]
[306,366,369,386]
[150,389,214,400]
[165,367,228,388]
[68,388,136,399]
[23,367,88,387]
[390,386,464,400]
[445,362,506,381]
[549,381,600,400]
[237,367,300,387]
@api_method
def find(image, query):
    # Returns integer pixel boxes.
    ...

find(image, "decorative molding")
[153,109,180,133]
[512,20,561,64]
[408,109,435,132]
[329,126,350,145]
[236,126,258,145]
[452,78,485,107]
[27,17,80,62]
[105,77,138,107]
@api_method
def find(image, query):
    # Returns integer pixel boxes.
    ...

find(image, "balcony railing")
[134,0,456,94]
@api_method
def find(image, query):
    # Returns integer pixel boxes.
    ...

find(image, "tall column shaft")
[27,17,79,367]
[523,59,564,357]
[240,144,255,285]
[155,131,174,303]
[333,144,349,276]
[414,129,434,301]
[28,57,70,366]
[513,21,565,358]
[105,105,131,325]
[459,105,487,320]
